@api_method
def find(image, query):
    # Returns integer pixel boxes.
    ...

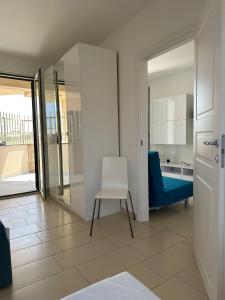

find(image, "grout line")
[129,232,186,258]
[73,265,92,285]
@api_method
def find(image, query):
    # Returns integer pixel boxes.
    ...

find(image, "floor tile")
[127,263,164,289]
[183,238,192,247]
[10,224,41,239]
[11,242,61,268]
[1,211,29,222]
[0,200,20,209]
[178,263,207,294]
[36,221,88,242]
[54,239,117,269]
[2,218,28,229]
[169,222,193,239]
[10,234,41,252]
[78,246,145,283]
[107,223,158,248]
[24,212,61,224]
[149,204,193,231]
[144,243,194,279]
[0,207,25,216]
[0,257,62,297]
[37,214,80,230]
[96,212,135,234]
[153,276,208,300]
[16,195,41,206]
[26,207,64,217]
[53,227,108,251]
[0,268,88,300]
[131,231,184,258]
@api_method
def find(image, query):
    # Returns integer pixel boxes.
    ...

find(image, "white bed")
[61,272,160,300]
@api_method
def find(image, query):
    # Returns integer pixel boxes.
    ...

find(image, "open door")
[194,0,225,299]
[34,69,48,199]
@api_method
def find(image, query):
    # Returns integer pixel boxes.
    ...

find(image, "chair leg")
[90,199,97,236]
[125,199,134,238]
[98,199,101,219]
[128,191,136,220]
[184,198,189,208]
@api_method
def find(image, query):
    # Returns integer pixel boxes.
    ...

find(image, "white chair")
[90,157,136,238]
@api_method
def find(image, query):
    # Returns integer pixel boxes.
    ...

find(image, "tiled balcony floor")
[0,173,36,197]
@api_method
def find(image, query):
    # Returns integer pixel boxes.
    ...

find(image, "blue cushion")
[148,151,166,207]
[148,151,193,208]
[162,176,193,205]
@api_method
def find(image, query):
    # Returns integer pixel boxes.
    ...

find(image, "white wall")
[149,68,194,164]
[0,53,45,76]
[100,0,204,212]
[149,68,194,99]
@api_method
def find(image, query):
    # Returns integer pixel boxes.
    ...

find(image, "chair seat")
[162,176,193,205]
[95,189,128,200]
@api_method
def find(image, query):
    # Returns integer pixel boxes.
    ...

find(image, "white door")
[194,0,224,299]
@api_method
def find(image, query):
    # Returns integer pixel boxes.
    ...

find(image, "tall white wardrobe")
[43,43,119,220]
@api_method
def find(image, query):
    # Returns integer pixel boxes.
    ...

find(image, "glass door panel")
[44,66,60,199]
[34,69,47,198]
[58,83,71,206]
[55,58,71,206]
[44,61,71,206]
[65,83,84,212]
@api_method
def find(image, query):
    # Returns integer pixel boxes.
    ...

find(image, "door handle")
[204,140,220,147]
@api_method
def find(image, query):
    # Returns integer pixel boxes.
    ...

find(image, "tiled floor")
[0,194,208,300]
[0,173,36,197]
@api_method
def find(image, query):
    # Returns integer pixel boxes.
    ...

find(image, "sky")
[0,94,33,116]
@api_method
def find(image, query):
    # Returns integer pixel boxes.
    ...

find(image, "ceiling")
[0,0,151,64]
[148,41,194,81]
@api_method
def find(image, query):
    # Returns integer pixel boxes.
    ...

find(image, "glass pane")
[0,77,37,196]
[44,67,60,198]
[65,83,84,206]
[58,83,71,206]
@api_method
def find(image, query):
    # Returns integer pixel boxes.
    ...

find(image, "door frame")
[136,9,225,299]
[34,69,49,199]
[135,32,195,222]
[31,80,40,191]
[0,72,39,198]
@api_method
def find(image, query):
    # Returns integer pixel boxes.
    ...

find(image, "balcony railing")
[0,111,69,146]
[0,112,33,145]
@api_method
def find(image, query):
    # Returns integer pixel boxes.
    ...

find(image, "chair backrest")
[148,151,165,206]
[101,157,128,191]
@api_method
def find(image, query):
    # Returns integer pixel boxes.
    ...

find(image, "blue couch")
[148,151,193,208]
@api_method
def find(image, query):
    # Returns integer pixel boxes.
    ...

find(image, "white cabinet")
[63,44,119,220]
[160,162,193,181]
[150,94,193,145]
[167,94,193,121]
[44,43,119,221]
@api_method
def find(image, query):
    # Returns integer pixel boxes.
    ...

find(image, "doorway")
[0,75,38,197]
[148,41,194,182]
[146,40,195,238]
